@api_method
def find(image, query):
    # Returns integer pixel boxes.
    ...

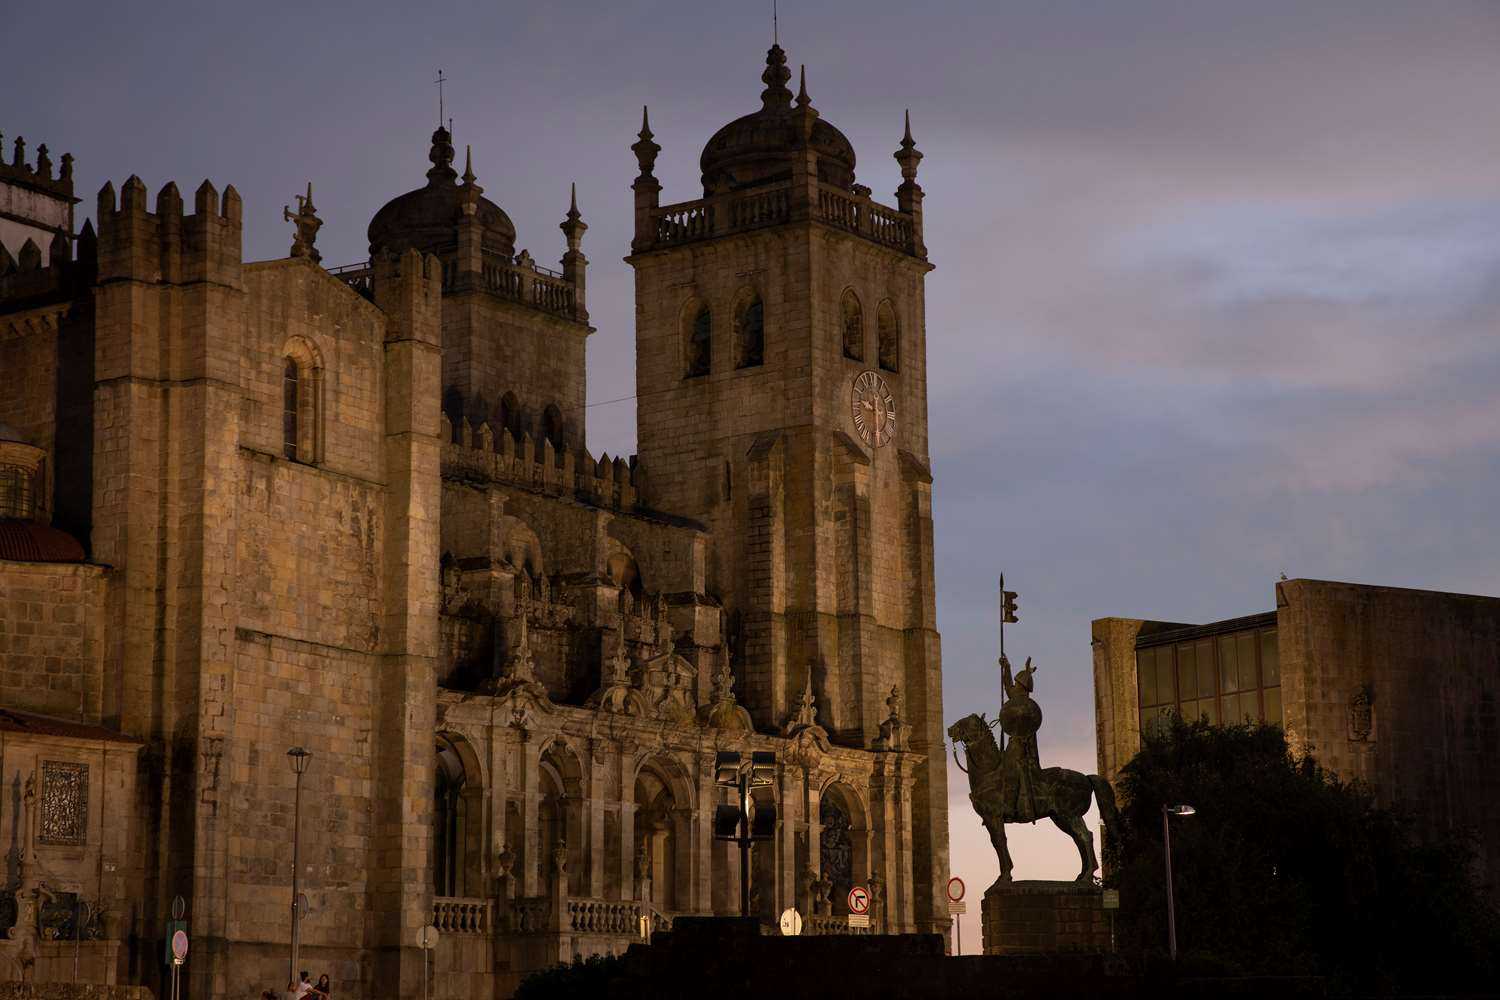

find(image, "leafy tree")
[1104,717,1499,994]
[514,953,626,999]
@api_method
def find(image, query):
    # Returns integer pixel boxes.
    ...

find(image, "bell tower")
[627,44,948,935]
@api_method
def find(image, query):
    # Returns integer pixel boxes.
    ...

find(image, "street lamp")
[1161,803,1195,961]
[712,751,777,917]
[287,747,313,991]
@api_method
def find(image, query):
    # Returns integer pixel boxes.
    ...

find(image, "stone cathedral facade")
[0,43,947,999]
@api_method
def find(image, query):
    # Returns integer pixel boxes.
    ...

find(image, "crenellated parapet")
[95,176,242,288]
[0,221,92,311]
[440,421,641,513]
[0,132,75,202]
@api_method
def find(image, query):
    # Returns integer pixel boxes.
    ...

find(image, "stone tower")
[627,44,948,935]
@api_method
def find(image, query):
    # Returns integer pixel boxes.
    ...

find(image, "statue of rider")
[999,654,1043,823]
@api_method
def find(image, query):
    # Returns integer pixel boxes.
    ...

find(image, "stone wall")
[0,561,107,722]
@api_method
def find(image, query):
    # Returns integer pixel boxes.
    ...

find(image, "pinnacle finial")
[462,144,476,185]
[761,43,793,110]
[640,105,652,138]
[903,109,914,147]
[568,181,578,217]
[895,108,923,184]
[632,105,661,181]
[796,65,810,108]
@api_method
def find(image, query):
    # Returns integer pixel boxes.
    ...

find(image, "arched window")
[736,295,764,368]
[542,404,565,457]
[282,358,300,460]
[877,300,899,372]
[685,304,711,377]
[498,392,521,444]
[841,291,864,361]
[434,734,483,898]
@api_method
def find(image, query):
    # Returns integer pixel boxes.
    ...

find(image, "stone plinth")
[981,880,1111,955]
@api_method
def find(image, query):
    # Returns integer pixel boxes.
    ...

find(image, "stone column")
[519,735,541,897]
[586,743,606,899]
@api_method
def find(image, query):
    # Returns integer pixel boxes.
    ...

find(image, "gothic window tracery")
[841,291,864,361]
[820,797,854,912]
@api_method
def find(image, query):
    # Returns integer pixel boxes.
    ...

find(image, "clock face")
[851,370,896,447]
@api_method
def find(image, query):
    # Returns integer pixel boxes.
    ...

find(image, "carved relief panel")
[39,761,88,846]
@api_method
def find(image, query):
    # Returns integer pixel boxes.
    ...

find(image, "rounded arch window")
[281,339,325,463]
[685,303,712,378]
[841,291,864,362]
[735,294,764,369]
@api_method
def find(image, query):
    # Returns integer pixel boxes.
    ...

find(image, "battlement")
[95,176,242,285]
[0,221,93,311]
[441,418,640,513]
[0,131,76,202]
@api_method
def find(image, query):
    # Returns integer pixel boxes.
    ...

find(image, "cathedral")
[0,42,947,999]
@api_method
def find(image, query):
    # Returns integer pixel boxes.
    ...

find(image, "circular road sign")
[170,929,189,962]
[847,886,870,915]
[778,907,803,936]
[947,876,966,903]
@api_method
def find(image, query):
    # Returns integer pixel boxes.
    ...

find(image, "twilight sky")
[12,0,1500,949]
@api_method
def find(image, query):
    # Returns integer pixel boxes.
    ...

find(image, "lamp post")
[287,747,312,991]
[712,751,778,918]
[1161,803,1195,961]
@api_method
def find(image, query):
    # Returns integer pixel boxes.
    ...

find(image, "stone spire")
[560,182,586,252]
[895,110,926,257]
[426,124,458,186]
[895,110,923,186]
[760,43,793,111]
[461,144,479,189]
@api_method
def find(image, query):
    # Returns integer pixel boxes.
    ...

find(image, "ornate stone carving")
[39,761,87,847]
[697,649,754,731]
[782,671,832,770]
[873,685,911,752]
[819,798,854,909]
[587,613,648,716]
[282,182,322,263]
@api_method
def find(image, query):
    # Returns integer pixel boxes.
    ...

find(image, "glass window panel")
[1181,699,1198,722]
[1196,640,1215,697]
[1203,697,1219,724]
[1138,652,1157,707]
[1219,636,1239,694]
[1238,633,1258,691]
[1238,692,1259,723]
[1264,687,1282,727]
[1177,645,1196,709]
[1155,647,1175,705]
[1261,630,1279,685]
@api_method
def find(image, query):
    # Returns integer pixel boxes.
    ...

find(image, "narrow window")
[841,292,864,361]
[282,358,299,460]
[686,305,712,377]
[877,301,899,372]
[723,459,733,501]
[498,392,520,443]
[737,296,764,368]
[542,404,565,458]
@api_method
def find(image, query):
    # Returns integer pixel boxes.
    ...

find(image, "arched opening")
[735,294,764,368]
[841,291,864,362]
[540,740,586,895]
[542,404,565,458]
[282,338,325,463]
[820,783,870,916]
[282,358,300,460]
[685,304,711,378]
[877,300,899,372]
[442,386,466,445]
[497,392,521,445]
[433,734,484,898]
[634,758,692,913]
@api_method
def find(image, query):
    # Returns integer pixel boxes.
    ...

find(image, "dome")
[698,46,856,196]
[0,519,85,563]
[367,126,516,257]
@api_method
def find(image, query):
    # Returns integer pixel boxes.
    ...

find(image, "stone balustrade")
[641,180,916,256]
[434,896,494,935]
[326,252,579,320]
[805,914,874,936]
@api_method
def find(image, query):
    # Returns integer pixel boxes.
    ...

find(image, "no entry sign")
[947,876,965,903]
[847,886,870,915]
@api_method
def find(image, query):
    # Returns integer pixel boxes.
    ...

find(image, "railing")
[506,895,679,937]
[325,261,374,301]
[642,181,916,256]
[512,897,550,934]
[434,896,493,935]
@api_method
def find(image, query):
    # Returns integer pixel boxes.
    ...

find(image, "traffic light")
[1002,590,1019,624]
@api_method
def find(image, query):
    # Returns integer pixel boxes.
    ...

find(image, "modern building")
[1093,577,1500,894]
[0,42,948,999]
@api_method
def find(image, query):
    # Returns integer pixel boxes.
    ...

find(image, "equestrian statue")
[948,653,1120,884]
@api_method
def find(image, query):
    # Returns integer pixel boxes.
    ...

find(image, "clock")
[851,370,896,447]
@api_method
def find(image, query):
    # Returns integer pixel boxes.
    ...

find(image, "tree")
[1104,717,1499,993]
[514,953,625,1000]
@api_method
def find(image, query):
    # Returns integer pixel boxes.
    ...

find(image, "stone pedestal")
[980,880,1111,955]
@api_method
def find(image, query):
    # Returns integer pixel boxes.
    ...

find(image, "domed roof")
[0,519,85,563]
[367,126,516,257]
[699,46,856,196]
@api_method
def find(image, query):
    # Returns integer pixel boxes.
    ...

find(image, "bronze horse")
[948,712,1120,883]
